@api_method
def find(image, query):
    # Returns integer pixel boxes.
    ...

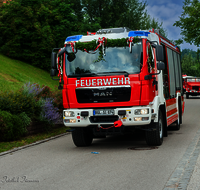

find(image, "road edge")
[0,132,71,157]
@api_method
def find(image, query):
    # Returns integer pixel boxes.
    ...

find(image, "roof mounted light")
[65,35,83,42]
[96,27,131,34]
[128,31,150,37]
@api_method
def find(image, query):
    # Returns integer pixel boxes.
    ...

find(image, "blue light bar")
[128,31,150,37]
[65,35,83,42]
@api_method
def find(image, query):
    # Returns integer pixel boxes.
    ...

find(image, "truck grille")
[76,86,131,103]
[192,86,199,91]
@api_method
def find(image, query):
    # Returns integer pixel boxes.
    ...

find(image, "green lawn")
[0,54,58,91]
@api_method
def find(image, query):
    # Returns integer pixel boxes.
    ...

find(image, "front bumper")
[186,91,200,96]
[63,107,152,127]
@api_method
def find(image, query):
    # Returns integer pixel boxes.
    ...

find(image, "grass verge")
[0,126,69,154]
[0,54,58,92]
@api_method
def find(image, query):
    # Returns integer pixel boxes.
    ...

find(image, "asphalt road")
[0,97,200,190]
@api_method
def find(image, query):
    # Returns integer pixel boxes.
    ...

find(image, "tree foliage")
[181,49,200,77]
[181,49,197,59]
[0,0,167,71]
[82,0,166,35]
[174,0,200,47]
[181,53,200,76]
[0,0,76,70]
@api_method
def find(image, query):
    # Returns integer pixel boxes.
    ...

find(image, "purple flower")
[23,82,44,97]
[40,98,61,124]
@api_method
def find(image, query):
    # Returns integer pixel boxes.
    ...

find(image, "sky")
[144,0,198,51]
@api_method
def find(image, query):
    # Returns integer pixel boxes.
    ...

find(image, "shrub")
[0,90,41,118]
[51,90,63,113]
[0,110,31,141]
[22,82,44,98]
[37,85,52,99]
[0,82,63,139]
[39,98,61,123]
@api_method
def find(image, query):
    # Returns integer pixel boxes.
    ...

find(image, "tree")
[0,0,168,71]
[181,53,200,76]
[81,0,147,29]
[141,13,167,37]
[174,0,200,47]
[0,0,76,70]
[81,0,167,35]
[181,49,197,59]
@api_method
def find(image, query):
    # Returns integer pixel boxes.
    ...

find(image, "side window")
[177,54,183,93]
[162,45,170,99]
[147,44,154,73]
[173,51,181,90]
[167,48,176,97]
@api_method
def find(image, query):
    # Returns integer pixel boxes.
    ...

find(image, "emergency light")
[128,31,150,37]
[65,35,83,42]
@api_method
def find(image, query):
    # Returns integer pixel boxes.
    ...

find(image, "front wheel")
[72,127,93,147]
[186,93,189,99]
[145,110,164,146]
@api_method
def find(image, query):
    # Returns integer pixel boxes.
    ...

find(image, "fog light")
[64,119,76,123]
[70,119,76,123]
[64,119,70,123]
[134,117,142,121]
[142,117,149,121]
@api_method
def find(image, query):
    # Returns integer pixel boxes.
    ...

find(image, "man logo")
[93,92,112,97]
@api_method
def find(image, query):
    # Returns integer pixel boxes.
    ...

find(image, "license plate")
[93,109,114,116]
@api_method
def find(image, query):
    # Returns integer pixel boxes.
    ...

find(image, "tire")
[186,93,189,99]
[72,127,93,147]
[173,116,180,130]
[145,110,164,146]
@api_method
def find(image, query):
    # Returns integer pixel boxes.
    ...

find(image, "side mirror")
[156,45,164,62]
[58,47,66,57]
[157,62,165,70]
[50,68,57,77]
[51,52,57,69]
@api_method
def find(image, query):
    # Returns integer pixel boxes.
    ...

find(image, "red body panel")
[63,75,142,108]
[166,98,178,126]
[186,82,200,92]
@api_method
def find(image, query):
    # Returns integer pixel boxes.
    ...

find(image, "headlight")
[64,111,75,117]
[141,109,149,115]
[134,109,149,115]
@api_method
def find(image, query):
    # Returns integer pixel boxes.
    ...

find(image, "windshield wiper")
[97,71,129,77]
[68,73,98,78]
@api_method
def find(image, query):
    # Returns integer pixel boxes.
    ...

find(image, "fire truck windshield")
[66,41,142,77]
[187,78,200,82]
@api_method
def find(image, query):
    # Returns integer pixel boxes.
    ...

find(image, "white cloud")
[144,0,198,51]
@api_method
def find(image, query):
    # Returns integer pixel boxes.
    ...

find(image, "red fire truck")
[182,74,187,93]
[51,27,185,147]
[184,76,200,99]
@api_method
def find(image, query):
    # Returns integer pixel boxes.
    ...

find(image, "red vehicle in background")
[182,74,187,93]
[184,76,200,99]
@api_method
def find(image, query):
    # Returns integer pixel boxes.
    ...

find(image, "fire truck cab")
[184,76,200,99]
[51,27,185,147]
